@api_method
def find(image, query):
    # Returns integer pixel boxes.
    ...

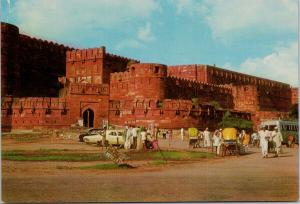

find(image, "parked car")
[78,128,103,142]
[83,129,126,147]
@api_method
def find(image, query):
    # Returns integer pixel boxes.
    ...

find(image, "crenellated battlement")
[66,47,105,62]
[110,63,167,80]
[129,63,167,77]
[205,65,290,88]
[69,83,109,95]
[2,96,68,110]
[167,76,232,94]
[106,52,139,63]
[19,34,73,52]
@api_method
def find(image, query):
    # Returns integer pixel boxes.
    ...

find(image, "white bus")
[260,120,298,144]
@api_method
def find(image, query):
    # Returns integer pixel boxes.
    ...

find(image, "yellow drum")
[222,128,237,140]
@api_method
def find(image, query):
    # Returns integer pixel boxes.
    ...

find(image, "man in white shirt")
[203,127,211,148]
[251,132,259,147]
[125,126,132,149]
[212,130,222,155]
[180,128,184,141]
[132,126,138,149]
[272,126,283,157]
[259,126,269,158]
[141,129,147,150]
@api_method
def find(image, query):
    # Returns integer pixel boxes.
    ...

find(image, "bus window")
[269,125,276,131]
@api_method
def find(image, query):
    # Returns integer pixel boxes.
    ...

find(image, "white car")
[83,129,125,146]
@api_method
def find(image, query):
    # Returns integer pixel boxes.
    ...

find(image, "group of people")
[123,125,285,158]
[258,126,283,158]
[192,128,250,155]
[124,126,156,150]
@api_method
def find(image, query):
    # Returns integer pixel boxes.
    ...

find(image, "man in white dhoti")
[259,126,269,158]
[272,126,283,157]
[125,126,132,149]
[203,128,211,148]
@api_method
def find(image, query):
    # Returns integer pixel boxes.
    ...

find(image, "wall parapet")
[66,47,105,62]
[69,83,109,95]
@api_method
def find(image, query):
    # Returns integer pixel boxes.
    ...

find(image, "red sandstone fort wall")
[104,53,139,83]
[167,64,207,82]
[1,97,71,131]
[108,99,250,129]
[231,85,259,112]
[1,22,73,97]
[66,48,139,85]
[167,64,293,112]
[1,23,20,96]
[65,83,109,128]
[1,22,297,131]
[110,63,167,100]
[165,76,233,109]
[66,48,105,84]
[291,88,298,105]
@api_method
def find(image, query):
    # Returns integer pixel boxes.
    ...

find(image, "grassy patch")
[130,150,215,161]
[2,149,214,163]
[152,151,215,160]
[2,149,105,161]
[2,154,103,161]
[78,163,130,170]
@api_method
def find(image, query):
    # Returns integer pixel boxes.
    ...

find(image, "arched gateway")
[83,108,94,128]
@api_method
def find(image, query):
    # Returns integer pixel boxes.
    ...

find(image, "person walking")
[203,128,211,148]
[242,130,250,153]
[132,126,138,149]
[212,130,222,155]
[259,126,269,158]
[141,128,147,150]
[180,128,184,141]
[272,126,283,157]
[251,131,259,147]
[101,126,107,150]
[124,126,132,150]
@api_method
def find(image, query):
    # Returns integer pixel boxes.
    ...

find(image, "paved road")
[2,147,298,202]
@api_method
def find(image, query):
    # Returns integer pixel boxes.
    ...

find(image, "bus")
[260,120,299,144]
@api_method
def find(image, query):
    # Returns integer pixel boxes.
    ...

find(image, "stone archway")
[83,108,94,128]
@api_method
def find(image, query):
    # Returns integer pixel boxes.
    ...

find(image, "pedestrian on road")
[272,126,283,157]
[141,128,147,150]
[102,126,107,150]
[259,126,269,158]
[251,131,259,147]
[203,127,211,148]
[132,125,138,149]
[125,126,132,149]
[212,130,222,155]
[180,128,184,141]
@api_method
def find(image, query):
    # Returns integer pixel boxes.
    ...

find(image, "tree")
[218,111,253,131]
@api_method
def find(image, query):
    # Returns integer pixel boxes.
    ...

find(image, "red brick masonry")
[1,22,297,131]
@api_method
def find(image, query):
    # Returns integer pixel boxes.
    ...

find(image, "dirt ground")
[2,134,299,202]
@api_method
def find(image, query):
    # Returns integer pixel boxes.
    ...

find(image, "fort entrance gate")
[83,108,94,128]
